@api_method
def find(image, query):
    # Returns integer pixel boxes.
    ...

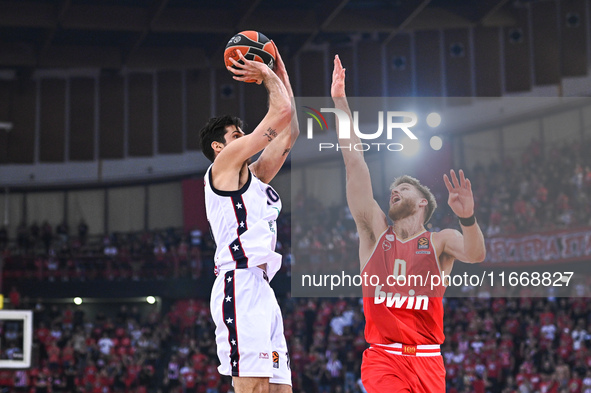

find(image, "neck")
[392,215,425,240]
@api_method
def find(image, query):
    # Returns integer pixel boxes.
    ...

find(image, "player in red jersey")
[330,55,486,392]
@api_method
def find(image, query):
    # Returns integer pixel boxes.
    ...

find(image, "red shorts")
[361,346,446,393]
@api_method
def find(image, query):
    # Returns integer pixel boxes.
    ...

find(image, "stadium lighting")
[73,297,82,305]
[426,112,441,128]
[0,121,13,131]
[146,296,156,304]
[430,136,443,151]
[401,137,420,158]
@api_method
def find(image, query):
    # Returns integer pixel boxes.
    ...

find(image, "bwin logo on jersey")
[374,285,429,310]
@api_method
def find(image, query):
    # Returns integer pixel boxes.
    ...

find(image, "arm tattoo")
[282,148,290,156]
[263,127,278,142]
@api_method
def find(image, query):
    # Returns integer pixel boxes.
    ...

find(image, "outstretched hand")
[443,169,474,219]
[227,51,271,85]
[331,55,346,99]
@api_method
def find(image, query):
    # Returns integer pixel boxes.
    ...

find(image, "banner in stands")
[484,227,591,266]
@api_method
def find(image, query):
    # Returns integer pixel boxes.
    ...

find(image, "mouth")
[391,196,401,205]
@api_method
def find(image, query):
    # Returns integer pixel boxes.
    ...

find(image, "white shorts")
[210,267,291,385]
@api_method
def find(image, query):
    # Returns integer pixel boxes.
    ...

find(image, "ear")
[211,141,224,156]
[418,198,428,208]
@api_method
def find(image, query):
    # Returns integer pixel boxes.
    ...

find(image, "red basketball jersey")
[362,228,446,345]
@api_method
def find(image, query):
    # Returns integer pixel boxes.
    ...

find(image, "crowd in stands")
[469,138,591,237]
[3,295,591,393]
[0,216,291,284]
[291,137,591,275]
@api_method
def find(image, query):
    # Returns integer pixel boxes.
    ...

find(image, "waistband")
[370,343,441,357]
[217,266,269,283]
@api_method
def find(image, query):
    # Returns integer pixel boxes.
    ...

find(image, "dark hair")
[390,175,437,225]
[199,115,243,162]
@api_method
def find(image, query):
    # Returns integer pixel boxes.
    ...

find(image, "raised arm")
[331,55,387,266]
[437,169,486,264]
[213,52,292,176]
[250,43,300,183]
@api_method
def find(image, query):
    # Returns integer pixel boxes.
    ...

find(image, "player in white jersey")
[200,46,298,393]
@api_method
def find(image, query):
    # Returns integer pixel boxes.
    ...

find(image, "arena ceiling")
[0,0,523,70]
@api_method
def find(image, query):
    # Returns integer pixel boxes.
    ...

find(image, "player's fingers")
[237,51,250,65]
[333,57,341,77]
[228,57,243,68]
[233,75,252,82]
[271,40,279,59]
[332,59,338,78]
[227,65,246,75]
[335,55,343,71]
[459,169,466,188]
[443,174,453,192]
[466,178,472,191]
[450,169,460,188]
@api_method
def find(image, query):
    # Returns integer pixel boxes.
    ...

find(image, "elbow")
[291,122,301,139]
[278,101,293,129]
[470,250,486,264]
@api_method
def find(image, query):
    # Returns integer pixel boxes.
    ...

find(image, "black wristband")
[458,214,476,227]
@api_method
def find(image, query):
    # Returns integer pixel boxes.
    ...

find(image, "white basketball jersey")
[204,165,283,280]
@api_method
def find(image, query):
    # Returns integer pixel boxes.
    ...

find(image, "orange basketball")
[224,31,277,83]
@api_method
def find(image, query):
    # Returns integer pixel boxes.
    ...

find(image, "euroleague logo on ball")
[230,36,241,44]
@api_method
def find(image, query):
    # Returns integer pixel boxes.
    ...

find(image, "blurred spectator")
[78,219,89,245]
[0,225,7,249]
[8,286,20,309]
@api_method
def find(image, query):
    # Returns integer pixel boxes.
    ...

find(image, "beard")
[388,197,418,222]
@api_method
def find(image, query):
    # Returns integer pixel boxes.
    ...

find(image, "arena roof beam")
[383,0,432,46]
[404,8,472,30]
[126,47,209,69]
[0,2,55,28]
[0,43,37,67]
[235,0,265,31]
[292,0,351,57]
[441,0,512,24]
[326,9,406,32]
[38,0,72,64]
[153,8,234,33]
[61,5,147,32]
[39,45,122,68]
[124,0,171,65]
[31,45,208,69]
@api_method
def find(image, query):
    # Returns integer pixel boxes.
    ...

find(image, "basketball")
[224,31,277,81]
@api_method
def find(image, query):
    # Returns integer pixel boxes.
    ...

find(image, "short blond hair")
[390,175,437,225]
